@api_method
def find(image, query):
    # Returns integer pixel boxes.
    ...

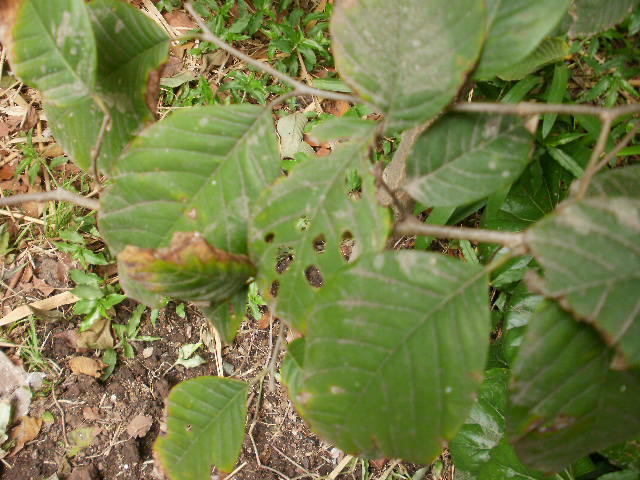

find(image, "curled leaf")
[119,232,256,305]
[10,415,42,455]
[68,356,105,378]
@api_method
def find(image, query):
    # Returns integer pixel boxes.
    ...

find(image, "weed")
[55,230,109,268]
[112,304,161,359]
[71,270,126,331]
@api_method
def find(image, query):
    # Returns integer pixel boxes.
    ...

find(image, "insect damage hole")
[264,232,275,243]
[312,234,326,254]
[304,265,324,288]
[275,247,294,274]
[340,231,355,262]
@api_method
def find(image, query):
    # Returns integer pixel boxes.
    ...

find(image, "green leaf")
[603,439,640,471]
[10,0,96,106]
[281,337,305,401]
[331,0,485,131]
[45,0,169,173]
[542,65,570,138]
[599,471,640,480]
[118,232,255,304]
[155,377,249,477]
[588,164,640,199]
[500,283,543,366]
[525,196,640,368]
[475,440,546,479]
[482,158,570,233]
[546,146,584,178]
[498,38,569,82]
[569,0,640,37]
[250,130,391,332]
[405,114,532,207]
[450,369,510,472]
[297,251,489,463]
[475,0,571,80]
[507,302,640,472]
[200,288,248,344]
[100,105,281,255]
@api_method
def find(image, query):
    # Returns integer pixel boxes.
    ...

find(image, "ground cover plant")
[0,0,640,479]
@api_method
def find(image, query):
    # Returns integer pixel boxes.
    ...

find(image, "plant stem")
[185,2,362,105]
[451,101,640,120]
[0,189,100,210]
[395,217,526,251]
[574,115,613,199]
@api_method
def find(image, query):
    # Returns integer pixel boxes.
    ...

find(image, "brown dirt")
[0,293,451,480]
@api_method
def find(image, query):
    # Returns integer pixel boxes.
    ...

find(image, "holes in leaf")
[346,168,362,199]
[270,280,280,298]
[312,234,326,254]
[275,247,294,274]
[264,232,275,243]
[340,231,355,262]
[295,216,310,232]
[305,265,324,288]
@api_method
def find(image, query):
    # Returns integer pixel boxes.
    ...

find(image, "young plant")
[112,304,161,359]
[1,0,640,479]
[70,270,126,332]
[55,230,109,268]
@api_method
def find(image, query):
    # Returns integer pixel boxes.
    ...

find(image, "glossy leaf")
[101,104,281,256]
[155,377,248,478]
[331,0,485,131]
[297,251,489,463]
[603,439,640,471]
[500,283,543,366]
[569,0,640,37]
[508,302,640,472]
[10,0,96,106]
[475,0,571,80]
[119,232,255,304]
[200,288,248,344]
[475,440,546,480]
[250,129,391,332]
[525,196,640,367]
[46,0,169,173]
[498,38,569,81]
[405,114,532,207]
[450,369,510,472]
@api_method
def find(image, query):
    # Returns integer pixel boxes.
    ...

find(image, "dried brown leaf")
[68,357,105,378]
[127,415,153,438]
[9,416,42,455]
[76,318,114,351]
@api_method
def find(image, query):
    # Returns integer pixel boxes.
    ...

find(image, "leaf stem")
[395,217,526,251]
[184,2,362,105]
[0,189,100,211]
[574,115,613,199]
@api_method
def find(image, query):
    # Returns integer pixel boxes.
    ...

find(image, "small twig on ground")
[184,2,361,105]
[395,217,526,251]
[50,385,69,448]
[225,462,248,480]
[0,188,100,211]
[266,321,285,392]
[327,455,354,480]
[374,460,402,480]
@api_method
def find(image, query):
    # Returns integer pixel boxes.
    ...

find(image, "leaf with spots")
[100,104,280,306]
[45,0,169,173]
[330,0,486,131]
[295,251,489,464]
[507,302,640,472]
[474,0,571,80]
[249,128,391,332]
[525,196,640,368]
[8,0,97,106]
[119,232,255,304]
[405,113,533,207]
[155,377,249,478]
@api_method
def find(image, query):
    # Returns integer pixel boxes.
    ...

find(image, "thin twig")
[51,385,68,448]
[266,321,285,392]
[575,115,613,199]
[451,101,640,120]
[395,217,526,251]
[373,163,409,220]
[185,2,361,105]
[595,121,640,171]
[0,189,100,211]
